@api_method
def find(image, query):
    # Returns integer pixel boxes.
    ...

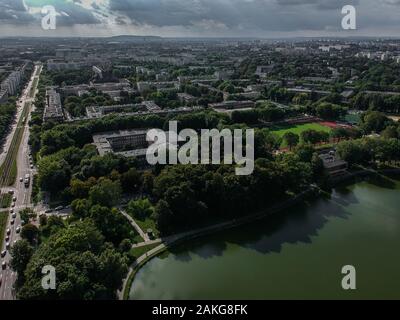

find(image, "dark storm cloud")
[0,0,400,37]
[0,0,35,24]
[276,0,359,10]
[108,0,348,31]
[0,0,100,26]
[56,6,100,26]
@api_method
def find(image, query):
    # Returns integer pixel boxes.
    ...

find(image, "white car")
[20,177,23,182]
[12,213,16,219]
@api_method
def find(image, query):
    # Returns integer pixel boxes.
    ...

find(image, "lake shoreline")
[122,168,400,300]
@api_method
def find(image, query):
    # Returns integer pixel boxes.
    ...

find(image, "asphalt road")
[0,65,41,300]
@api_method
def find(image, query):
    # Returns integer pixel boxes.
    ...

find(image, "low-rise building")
[209,100,255,110]
[177,93,196,104]
[43,88,64,123]
[319,152,348,176]
[0,89,8,103]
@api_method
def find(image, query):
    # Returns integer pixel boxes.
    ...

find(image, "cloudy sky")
[0,0,400,37]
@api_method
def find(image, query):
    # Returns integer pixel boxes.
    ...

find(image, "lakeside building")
[319,152,348,176]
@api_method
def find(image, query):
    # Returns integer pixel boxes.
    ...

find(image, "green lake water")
[129,176,400,300]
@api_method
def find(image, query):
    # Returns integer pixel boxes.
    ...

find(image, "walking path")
[120,210,150,242]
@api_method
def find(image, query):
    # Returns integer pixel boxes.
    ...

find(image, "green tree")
[283,132,300,150]
[21,224,39,245]
[10,240,34,275]
[89,178,122,207]
[18,220,128,300]
[127,198,153,220]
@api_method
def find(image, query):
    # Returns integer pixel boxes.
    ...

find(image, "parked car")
[12,213,16,219]
[1,250,6,258]
[44,209,53,214]
[20,177,23,182]
[1,261,6,270]
[55,206,64,211]
[12,197,17,202]
[6,228,10,236]
[5,243,10,250]
[10,219,15,225]
[16,226,21,234]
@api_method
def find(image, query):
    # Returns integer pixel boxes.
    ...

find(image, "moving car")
[55,206,64,211]
[24,174,31,188]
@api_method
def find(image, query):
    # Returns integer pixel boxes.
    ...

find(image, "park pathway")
[120,210,150,242]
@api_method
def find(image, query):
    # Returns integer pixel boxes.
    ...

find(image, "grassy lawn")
[271,122,332,137]
[0,211,8,245]
[0,193,12,208]
[134,217,160,238]
[129,243,161,261]
[271,122,332,147]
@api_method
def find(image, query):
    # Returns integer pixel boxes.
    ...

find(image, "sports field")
[271,122,332,137]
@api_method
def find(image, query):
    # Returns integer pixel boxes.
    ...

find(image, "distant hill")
[106,35,163,42]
